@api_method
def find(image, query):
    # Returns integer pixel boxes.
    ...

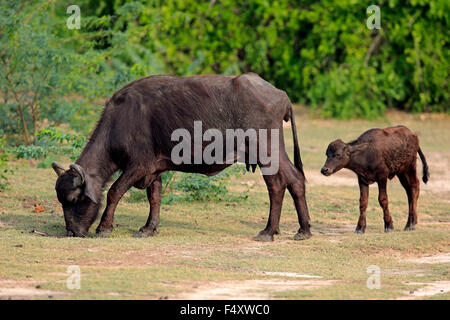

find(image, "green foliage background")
[77,0,449,117]
[0,0,448,192]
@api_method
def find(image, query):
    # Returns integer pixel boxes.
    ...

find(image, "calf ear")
[350,143,369,154]
[52,162,66,176]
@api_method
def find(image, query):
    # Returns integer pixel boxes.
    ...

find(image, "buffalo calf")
[321,126,429,233]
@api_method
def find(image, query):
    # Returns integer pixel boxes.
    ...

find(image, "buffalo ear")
[69,163,98,204]
[350,142,369,154]
[84,176,99,204]
[52,162,65,176]
[343,144,351,156]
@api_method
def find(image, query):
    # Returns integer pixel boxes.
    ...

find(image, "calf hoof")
[355,227,365,234]
[404,224,416,231]
[293,230,312,241]
[384,226,394,233]
[134,226,159,238]
[254,230,274,242]
[95,228,112,238]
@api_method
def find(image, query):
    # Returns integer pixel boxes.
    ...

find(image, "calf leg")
[378,179,394,232]
[135,176,162,237]
[398,169,420,230]
[356,176,369,234]
[96,169,142,237]
[256,173,286,242]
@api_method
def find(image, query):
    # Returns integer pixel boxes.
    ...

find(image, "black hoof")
[254,231,274,242]
[384,226,394,233]
[95,228,112,238]
[355,228,365,234]
[404,224,416,231]
[134,227,158,238]
[293,231,312,241]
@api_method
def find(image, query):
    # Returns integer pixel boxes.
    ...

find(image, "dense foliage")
[78,0,449,117]
[0,0,448,192]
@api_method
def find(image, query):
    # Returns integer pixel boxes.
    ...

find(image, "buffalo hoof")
[404,224,416,231]
[355,228,365,234]
[293,231,312,241]
[254,231,274,242]
[95,228,112,238]
[134,227,158,238]
[384,226,394,233]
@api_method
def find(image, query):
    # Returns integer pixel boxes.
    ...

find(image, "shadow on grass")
[0,212,66,236]
[0,210,257,239]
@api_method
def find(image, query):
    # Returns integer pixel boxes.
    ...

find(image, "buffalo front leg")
[135,176,162,238]
[356,176,369,234]
[378,179,394,232]
[256,174,286,242]
[96,169,141,237]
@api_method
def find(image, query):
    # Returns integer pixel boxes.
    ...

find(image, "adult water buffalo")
[321,126,429,233]
[52,73,311,241]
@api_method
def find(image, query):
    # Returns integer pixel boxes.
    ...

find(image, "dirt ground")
[0,108,448,300]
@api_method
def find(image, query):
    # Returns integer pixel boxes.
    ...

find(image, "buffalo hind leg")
[356,176,369,234]
[378,179,394,232]
[398,169,419,231]
[96,169,142,237]
[135,176,162,237]
[256,173,286,242]
[285,162,311,240]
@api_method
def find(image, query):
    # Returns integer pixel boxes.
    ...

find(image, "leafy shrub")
[83,0,448,117]
[0,136,12,191]
[173,165,248,202]
[12,127,86,161]
[0,0,130,145]
[126,165,249,204]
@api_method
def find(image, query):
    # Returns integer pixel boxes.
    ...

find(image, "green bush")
[127,165,249,204]
[81,0,448,117]
[0,136,12,191]
[12,127,86,161]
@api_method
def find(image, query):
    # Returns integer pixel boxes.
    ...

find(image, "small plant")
[0,136,12,191]
[126,165,249,204]
[12,127,86,161]
[173,165,248,202]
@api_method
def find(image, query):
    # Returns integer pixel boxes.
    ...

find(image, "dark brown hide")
[53,73,311,241]
[321,126,429,233]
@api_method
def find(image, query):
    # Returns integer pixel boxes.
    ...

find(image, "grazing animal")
[321,126,429,233]
[52,73,311,241]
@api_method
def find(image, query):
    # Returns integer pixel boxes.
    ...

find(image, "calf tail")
[289,106,305,178]
[418,147,429,184]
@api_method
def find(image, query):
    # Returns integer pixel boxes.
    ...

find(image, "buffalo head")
[52,162,99,237]
[321,139,351,176]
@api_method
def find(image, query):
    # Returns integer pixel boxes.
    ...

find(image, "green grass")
[0,107,449,299]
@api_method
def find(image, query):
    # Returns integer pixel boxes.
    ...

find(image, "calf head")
[52,162,99,237]
[321,139,350,176]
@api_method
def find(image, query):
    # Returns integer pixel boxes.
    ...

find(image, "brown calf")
[321,126,429,233]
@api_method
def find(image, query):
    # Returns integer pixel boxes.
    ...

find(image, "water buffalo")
[321,126,429,233]
[52,73,311,241]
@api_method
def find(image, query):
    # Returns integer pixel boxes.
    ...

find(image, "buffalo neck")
[76,136,117,193]
[346,144,369,177]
